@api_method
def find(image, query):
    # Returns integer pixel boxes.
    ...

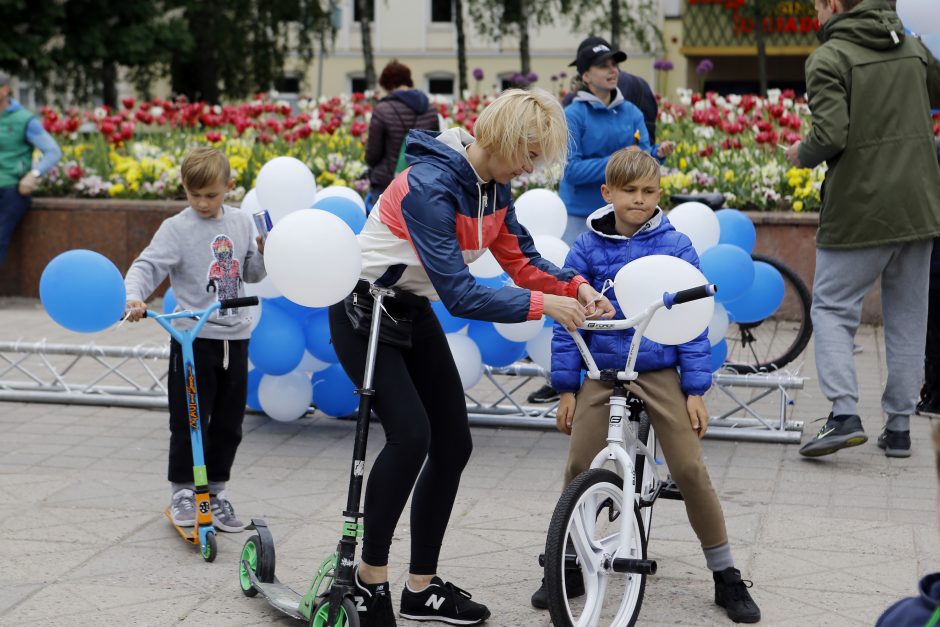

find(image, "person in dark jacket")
[364,60,440,204]
[786,0,940,459]
[530,148,761,623]
[562,36,659,143]
[918,137,940,417]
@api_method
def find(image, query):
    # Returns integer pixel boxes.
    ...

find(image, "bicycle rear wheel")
[545,468,648,627]
[723,254,813,373]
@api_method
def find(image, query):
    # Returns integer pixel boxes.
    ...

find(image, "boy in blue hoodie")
[532,148,761,623]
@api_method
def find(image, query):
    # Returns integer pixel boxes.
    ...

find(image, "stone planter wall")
[0,198,885,324]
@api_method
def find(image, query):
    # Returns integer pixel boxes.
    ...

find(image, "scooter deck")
[163,507,199,545]
[244,566,306,621]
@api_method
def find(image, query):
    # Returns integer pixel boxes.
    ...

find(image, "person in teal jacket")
[0,70,61,267]
[558,42,674,244]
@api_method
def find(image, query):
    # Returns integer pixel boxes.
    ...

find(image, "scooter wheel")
[202,532,217,562]
[239,534,274,596]
[311,596,360,627]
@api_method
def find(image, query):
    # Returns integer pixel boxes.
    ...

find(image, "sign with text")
[684,0,820,50]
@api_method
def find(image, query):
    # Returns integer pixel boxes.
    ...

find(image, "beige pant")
[564,368,728,549]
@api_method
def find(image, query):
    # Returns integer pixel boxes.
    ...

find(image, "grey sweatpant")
[812,240,931,420]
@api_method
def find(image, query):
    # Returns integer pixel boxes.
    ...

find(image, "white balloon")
[446,333,484,390]
[255,156,318,224]
[468,250,504,278]
[494,317,545,343]
[315,185,367,215]
[532,234,570,268]
[265,211,362,307]
[297,350,331,374]
[667,202,720,254]
[707,302,729,346]
[258,372,313,422]
[240,188,262,214]
[613,255,714,345]
[898,0,940,35]
[525,326,554,372]
[245,277,281,299]
[514,189,567,239]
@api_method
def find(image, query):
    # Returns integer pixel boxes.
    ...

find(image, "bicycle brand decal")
[186,366,199,431]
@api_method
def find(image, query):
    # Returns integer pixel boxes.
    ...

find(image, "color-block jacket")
[551,205,712,396]
[358,128,586,323]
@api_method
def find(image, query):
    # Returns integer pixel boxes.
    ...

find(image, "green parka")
[798,0,940,249]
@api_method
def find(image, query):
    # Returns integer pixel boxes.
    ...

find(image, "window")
[431,0,452,22]
[353,0,374,22]
[350,75,367,93]
[427,76,454,96]
[275,76,300,93]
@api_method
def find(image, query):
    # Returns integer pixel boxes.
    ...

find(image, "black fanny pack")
[343,280,429,350]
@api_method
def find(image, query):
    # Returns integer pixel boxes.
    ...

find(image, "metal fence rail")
[0,341,804,442]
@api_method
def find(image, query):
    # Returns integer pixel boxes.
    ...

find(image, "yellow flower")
[793,200,804,211]
[724,170,735,183]
[679,158,688,171]
[633,129,641,142]
[109,183,126,197]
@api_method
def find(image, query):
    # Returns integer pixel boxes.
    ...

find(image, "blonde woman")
[328,88,615,626]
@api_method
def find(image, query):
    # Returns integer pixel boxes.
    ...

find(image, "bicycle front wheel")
[545,468,648,627]
[724,254,813,373]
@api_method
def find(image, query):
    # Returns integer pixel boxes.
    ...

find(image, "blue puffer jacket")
[559,90,661,218]
[551,205,712,396]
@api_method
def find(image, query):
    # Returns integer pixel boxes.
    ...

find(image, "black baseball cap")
[572,41,627,75]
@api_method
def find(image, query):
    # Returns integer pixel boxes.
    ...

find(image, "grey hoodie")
[125,205,266,339]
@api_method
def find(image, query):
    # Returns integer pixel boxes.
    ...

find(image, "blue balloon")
[312,363,359,417]
[269,296,319,323]
[467,320,527,367]
[313,196,367,234]
[249,302,305,375]
[304,308,338,362]
[710,339,728,373]
[432,300,468,333]
[246,369,263,411]
[40,249,126,333]
[716,209,756,254]
[162,287,177,314]
[724,261,785,324]
[699,244,755,303]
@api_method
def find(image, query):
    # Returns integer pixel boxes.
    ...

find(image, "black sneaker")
[400,577,489,625]
[798,414,868,458]
[530,568,586,609]
[877,428,912,458]
[527,384,560,404]
[354,567,397,627]
[713,567,761,623]
[916,394,940,417]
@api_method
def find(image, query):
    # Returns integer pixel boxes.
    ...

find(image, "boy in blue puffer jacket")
[534,148,761,623]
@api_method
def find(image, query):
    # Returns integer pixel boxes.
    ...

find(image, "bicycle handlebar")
[140,296,260,319]
[664,284,717,309]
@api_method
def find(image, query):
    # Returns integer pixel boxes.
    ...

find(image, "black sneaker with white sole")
[400,577,490,625]
[877,428,912,458]
[527,384,560,404]
[354,567,397,627]
[798,414,868,458]
[916,394,940,417]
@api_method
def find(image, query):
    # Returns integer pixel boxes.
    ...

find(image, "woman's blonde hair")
[473,88,568,170]
[181,146,231,190]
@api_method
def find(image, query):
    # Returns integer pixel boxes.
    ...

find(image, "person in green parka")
[785,0,940,459]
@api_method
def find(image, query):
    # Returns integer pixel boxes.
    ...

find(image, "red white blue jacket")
[359,127,586,323]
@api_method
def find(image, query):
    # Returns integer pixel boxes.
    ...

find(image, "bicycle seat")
[669,192,725,211]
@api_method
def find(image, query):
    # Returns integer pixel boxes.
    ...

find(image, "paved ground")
[1,297,938,626]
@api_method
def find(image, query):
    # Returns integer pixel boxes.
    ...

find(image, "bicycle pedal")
[659,480,683,501]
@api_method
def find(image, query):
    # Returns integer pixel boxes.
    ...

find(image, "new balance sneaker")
[713,567,761,623]
[400,577,490,625]
[527,384,560,404]
[354,567,397,627]
[798,414,868,458]
[169,488,196,527]
[530,568,586,609]
[877,428,912,458]
[210,491,247,532]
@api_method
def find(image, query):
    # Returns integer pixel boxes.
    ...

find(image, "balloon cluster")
[667,203,785,372]
[896,0,940,60]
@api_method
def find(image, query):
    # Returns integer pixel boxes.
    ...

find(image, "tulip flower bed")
[34,91,940,212]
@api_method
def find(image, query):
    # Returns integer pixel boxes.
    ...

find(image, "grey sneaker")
[799,414,868,458]
[210,491,247,532]
[169,488,196,527]
[877,429,912,458]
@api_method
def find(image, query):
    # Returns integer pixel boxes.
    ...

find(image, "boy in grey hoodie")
[124,147,266,531]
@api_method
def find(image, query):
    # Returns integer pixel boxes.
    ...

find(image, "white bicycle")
[543,283,716,627]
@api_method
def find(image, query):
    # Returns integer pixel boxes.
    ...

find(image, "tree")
[560,0,663,55]
[454,0,467,95]
[468,0,564,87]
[355,0,376,90]
[0,0,66,82]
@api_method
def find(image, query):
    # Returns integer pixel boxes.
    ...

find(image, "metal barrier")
[0,341,804,442]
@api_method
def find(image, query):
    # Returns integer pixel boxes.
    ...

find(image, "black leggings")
[328,302,473,575]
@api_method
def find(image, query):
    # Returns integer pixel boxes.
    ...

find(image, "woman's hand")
[124,299,147,322]
[656,141,676,159]
[686,394,708,439]
[577,283,616,320]
[543,294,587,331]
[556,392,577,434]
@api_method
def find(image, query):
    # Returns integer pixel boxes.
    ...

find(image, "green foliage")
[559,0,663,54]
[0,0,66,77]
